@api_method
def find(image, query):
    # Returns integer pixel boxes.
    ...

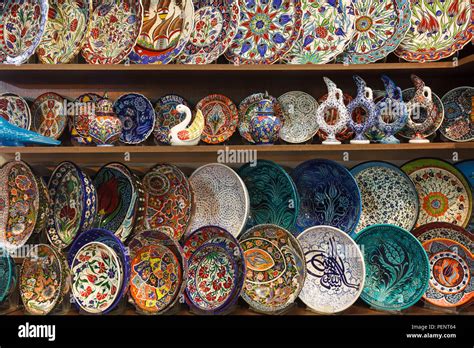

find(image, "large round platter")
[455,160,474,232]
[0,247,16,303]
[37,0,92,64]
[197,94,239,144]
[440,87,474,142]
[278,91,319,144]
[350,161,419,237]
[422,238,473,308]
[177,0,240,64]
[297,226,365,314]
[396,0,474,62]
[31,92,67,140]
[188,163,249,238]
[238,224,305,314]
[129,0,194,64]
[81,0,143,64]
[0,0,49,65]
[143,164,193,241]
[113,93,155,145]
[283,0,355,64]
[0,93,31,130]
[402,158,472,228]
[238,160,299,232]
[355,224,430,311]
[291,159,361,235]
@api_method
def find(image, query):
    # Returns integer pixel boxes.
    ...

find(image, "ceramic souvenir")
[225,0,302,64]
[278,91,319,144]
[239,224,305,314]
[158,105,204,146]
[188,163,249,238]
[440,87,474,142]
[0,93,31,130]
[455,160,474,232]
[129,0,194,64]
[71,93,102,146]
[412,222,474,254]
[47,162,97,250]
[402,158,472,228]
[0,117,61,146]
[0,1,49,65]
[0,247,16,303]
[297,226,365,314]
[197,94,239,145]
[355,224,430,311]
[177,0,240,64]
[248,98,282,145]
[143,164,193,241]
[238,160,299,232]
[292,159,361,235]
[153,95,191,144]
[351,161,419,236]
[316,78,349,145]
[113,93,155,145]
[34,176,51,235]
[37,0,92,64]
[283,0,355,64]
[396,0,474,62]
[317,92,356,142]
[89,94,123,146]
[31,92,67,140]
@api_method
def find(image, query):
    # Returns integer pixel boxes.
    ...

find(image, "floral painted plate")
[0,0,48,65]
[71,92,102,145]
[129,0,194,64]
[355,224,430,311]
[455,160,474,232]
[81,0,143,64]
[153,94,191,144]
[350,161,419,237]
[32,92,68,140]
[113,93,155,145]
[440,87,474,142]
[37,0,92,64]
[396,0,474,62]
[0,93,31,130]
[402,158,472,228]
[413,222,474,254]
[0,247,16,303]
[316,92,355,142]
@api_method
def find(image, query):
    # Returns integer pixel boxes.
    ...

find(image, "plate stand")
[133,302,183,316]
[47,292,71,315]
[369,306,404,315]
[0,270,19,315]
[249,301,297,315]
[422,302,461,314]
[77,295,128,315]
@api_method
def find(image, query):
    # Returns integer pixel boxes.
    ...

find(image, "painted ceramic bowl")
[89,96,122,146]
[31,92,68,140]
[440,87,474,142]
[0,247,16,303]
[0,93,32,130]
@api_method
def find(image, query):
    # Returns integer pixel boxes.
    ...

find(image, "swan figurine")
[156,104,204,146]
[0,117,61,146]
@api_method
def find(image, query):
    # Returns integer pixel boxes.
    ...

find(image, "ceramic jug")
[249,98,281,145]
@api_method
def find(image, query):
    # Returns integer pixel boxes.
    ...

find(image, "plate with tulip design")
[0,93,31,130]
[31,92,67,140]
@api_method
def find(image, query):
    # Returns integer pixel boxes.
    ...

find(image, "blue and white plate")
[441,87,474,142]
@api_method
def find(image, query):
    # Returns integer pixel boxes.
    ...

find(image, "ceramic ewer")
[47,161,97,250]
[89,94,123,146]
[317,92,356,142]
[0,117,61,146]
[455,160,474,232]
[157,104,204,146]
[376,75,408,144]
[249,97,282,145]
[31,92,68,140]
[71,93,102,146]
[316,78,349,145]
[355,224,430,311]
[0,0,49,65]
[0,93,32,130]
[0,247,16,304]
[297,226,365,314]
[153,95,191,145]
[440,87,474,142]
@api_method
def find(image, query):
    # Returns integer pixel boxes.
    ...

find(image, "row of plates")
[0,1,472,65]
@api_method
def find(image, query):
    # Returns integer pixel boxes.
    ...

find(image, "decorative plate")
[396,0,474,62]
[339,0,411,64]
[81,0,143,64]
[20,244,63,315]
[316,92,355,142]
[153,94,191,144]
[291,159,362,235]
[37,0,92,64]
[413,222,474,254]
[350,161,419,236]
[0,93,31,130]
[455,160,474,232]
[177,0,240,64]
[355,224,430,311]
[238,224,306,314]
[33,176,50,235]
[225,0,302,64]
[283,0,355,64]
[402,158,472,228]
[422,238,473,308]
[47,162,97,250]
[197,94,239,144]
[278,91,319,143]
[71,92,102,145]
[0,247,16,303]
[31,92,67,140]
[188,164,249,238]
[440,87,474,142]
[297,226,365,313]
[113,93,155,145]
[129,0,194,64]
[143,164,193,241]
[238,160,299,232]
[0,0,48,65]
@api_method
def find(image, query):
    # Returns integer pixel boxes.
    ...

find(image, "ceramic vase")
[89,94,123,146]
[249,99,281,145]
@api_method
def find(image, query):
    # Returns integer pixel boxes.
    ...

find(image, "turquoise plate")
[0,247,15,303]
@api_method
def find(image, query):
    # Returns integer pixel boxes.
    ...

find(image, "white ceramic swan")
[169,104,204,146]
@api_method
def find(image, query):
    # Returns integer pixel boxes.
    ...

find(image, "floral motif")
[0,94,31,130]
[412,222,474,252]
[153,95,190,144]
[31,92,67,140]
[440,87,474,142]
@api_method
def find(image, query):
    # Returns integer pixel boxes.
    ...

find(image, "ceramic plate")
[113,93,155,145]
[292,159,361,235]
[81,0,143,64]
[143,164,193,241]
[402,158,472,228]
[197,94,239,144]
[0,0,48,64]
[351,161,419,237]
[37,0,92,64]
[316,92,355,142]
[396,0,474,62]
[0,93,31,130]
[440,87,474,142]
[33,176,51,235]
[188,164,249,238]
[239,224,305,314]
[71,93,102,145]
[422,238,473,308]
[455,160,474,232]
[153,94,191,144]
[0,247,15,303]
[129,0,194,64]
[31,92,67,140]
[355,224,430,311]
